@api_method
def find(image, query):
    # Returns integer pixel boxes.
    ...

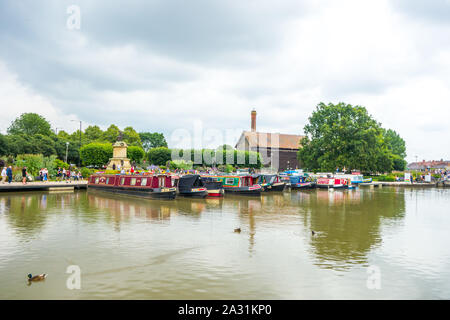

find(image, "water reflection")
[1,188,407,271]
[297,189,406,270]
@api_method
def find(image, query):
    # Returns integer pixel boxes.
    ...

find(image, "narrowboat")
[253,174,286,191]
[176,174,208,198]
[88,174,177,199]
[334,173,364,185]
[200,176,225,197]
[280,170,315,189]
[215,175,262,196]
[290,176,316,189]
[316,177,348,189]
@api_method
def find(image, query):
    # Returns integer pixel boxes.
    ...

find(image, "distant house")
[235,110,304,171]
[407,160,450,171]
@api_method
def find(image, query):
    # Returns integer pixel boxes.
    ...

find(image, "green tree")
[102,125,121,143]
[139,132,168,151]
[384,129,407,171]
[123,126,142,146]
[84,125,104,142]
[80,143,113,167]
[298,102,394,173]
[127,146,145,164]
[0,134,8,156]
[7,113,53,136]
[147,147,172,166]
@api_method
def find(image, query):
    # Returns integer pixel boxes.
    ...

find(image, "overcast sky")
[0,0,449,162]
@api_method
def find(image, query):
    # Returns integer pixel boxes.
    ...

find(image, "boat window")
[120,178,125,185]
[159,176,165,187]
[95,177,99,184]
[130,178,137,186]
[106,178,109,184]
[141,178,147,186]
[225,178,234,185]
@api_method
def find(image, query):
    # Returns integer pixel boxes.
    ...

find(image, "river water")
[0,187,449,299]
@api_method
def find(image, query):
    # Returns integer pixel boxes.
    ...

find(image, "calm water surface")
[0,187,449,299]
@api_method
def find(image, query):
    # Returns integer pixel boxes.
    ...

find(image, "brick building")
[235,110,304,171]
[408,160,450,171]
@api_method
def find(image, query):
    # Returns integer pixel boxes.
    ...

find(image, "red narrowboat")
[88,174,177,199]
[316,177,348,189]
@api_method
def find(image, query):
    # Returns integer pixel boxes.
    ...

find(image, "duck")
[27,273,47,282]
[311,230,316,236]
[234,228,241,233]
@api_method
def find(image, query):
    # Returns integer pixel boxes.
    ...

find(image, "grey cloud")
[392,0,450,24]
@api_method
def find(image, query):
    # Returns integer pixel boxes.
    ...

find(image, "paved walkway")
[0,180,87,191]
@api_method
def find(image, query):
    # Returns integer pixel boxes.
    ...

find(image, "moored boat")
[88,173,177,199]
[253,174,286,191]
[200,176,225,197]
[176,174,208,198]
[316,177,348,189]
[215,175,262,196]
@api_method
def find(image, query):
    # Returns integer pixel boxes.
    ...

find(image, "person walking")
[1,167,6,184]
[22,166,28,185]
[6,166,12,184]
[43,168,48,182]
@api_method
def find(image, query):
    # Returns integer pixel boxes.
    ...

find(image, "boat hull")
[263,182,286,192]
[178,189,208,198]
[206,189,225,197]
[316,184,345,189]
[224,186,262,196]
[291,182,315,189]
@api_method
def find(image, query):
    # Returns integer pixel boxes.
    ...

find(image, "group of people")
[56,167,83,182]
[1,166,84,184]
[38,168,49,182]
[1,166,14,184]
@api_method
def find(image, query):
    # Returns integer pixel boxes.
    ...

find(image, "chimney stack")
[251,109,256,132]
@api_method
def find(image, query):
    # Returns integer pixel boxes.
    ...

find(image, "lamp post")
[65,142,69,164]
[71,120,82,167]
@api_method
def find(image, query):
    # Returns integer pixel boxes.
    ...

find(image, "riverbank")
[0,181,88,192]
[380,181,449,188]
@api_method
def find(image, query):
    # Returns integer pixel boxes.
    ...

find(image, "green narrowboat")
[215,175,262,196]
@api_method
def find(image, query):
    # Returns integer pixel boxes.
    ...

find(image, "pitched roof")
[408,160,450,169]
[237,131,304,150]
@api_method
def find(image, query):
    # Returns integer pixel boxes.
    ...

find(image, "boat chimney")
[251,109,256,132]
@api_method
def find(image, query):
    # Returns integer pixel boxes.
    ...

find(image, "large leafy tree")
[384,129,407,171]
[123,126,142,146]
[139,132,168,152]
[7,113,53,136]
[102,125,121,143]
[84,125,104,142]
[298,102,394,173]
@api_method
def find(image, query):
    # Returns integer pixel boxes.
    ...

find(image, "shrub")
[169,159,193,171]
[80,143,113,167]
[15,154,44,176]
[127,146,145,164]
[147,147,171,166]
[54,158,70,169]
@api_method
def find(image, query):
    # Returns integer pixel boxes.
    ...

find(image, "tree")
[123,126,142,146]
[7,113,53,136]
[298,102,394,173]
[127,146,145,164]
[384,129,407,171]
[84,125,104,142]
[80,143,113,167]
[102,125,121,143]
[147,147,172,166]
[0,134,8,156]
[139,132,168,151]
